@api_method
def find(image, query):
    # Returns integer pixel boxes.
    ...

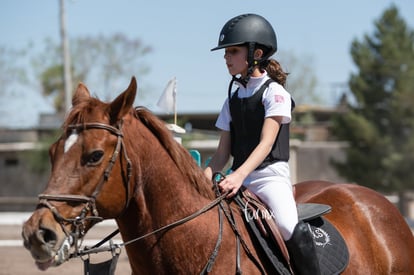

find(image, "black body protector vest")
[229,79,295,171]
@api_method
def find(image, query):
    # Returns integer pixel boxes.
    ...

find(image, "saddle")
[236,188,349,275]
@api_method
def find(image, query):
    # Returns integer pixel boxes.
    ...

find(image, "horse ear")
[72,83,91,106]
[109,76,137,124]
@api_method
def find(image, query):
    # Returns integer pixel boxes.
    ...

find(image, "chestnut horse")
[22,77,414,274]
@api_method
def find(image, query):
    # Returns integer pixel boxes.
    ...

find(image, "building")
[0,107,351,211]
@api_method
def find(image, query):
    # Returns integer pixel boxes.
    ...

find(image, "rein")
[79,191,229,256]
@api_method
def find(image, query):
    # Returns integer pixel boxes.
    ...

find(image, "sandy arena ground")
[0,213,131,275]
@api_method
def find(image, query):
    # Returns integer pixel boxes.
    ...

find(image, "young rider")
[204,13,320,275]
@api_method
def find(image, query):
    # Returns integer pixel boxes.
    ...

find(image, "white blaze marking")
[64,131,79,153]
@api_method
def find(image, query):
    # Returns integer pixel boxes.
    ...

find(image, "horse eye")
[86,150,104,165]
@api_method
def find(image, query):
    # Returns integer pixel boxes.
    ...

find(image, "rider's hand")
[218,172,245,198]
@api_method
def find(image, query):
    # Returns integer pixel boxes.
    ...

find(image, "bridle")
[38,121,132,253]
[36,121,265,273]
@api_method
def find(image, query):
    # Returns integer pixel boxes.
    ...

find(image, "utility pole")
[60,0,73,112]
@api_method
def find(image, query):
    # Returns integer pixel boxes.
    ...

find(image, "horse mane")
[134,107,215,199]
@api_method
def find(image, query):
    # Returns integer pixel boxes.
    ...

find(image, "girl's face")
[224,46,248,77]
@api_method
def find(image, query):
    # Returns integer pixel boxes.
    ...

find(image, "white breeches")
[243,161,298,240]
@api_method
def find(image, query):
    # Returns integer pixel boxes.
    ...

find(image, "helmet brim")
[210,42,246,52]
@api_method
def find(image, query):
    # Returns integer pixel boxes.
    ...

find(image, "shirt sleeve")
[215,98,231,131]
[262,82,292,124]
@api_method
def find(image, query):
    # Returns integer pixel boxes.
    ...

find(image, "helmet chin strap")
[231,42,257,88]
[228,42,271,94]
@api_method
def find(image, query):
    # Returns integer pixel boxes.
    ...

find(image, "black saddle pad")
[234,194,348,274]
[308,217,349,275]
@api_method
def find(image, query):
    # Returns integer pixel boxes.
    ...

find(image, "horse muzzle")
[22,209,72,270]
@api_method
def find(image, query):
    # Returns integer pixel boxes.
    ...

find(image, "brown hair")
[261,59,288,87]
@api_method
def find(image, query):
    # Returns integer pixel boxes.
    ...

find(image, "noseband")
[38,122,132,248]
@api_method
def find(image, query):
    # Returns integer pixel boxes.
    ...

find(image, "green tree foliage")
[331,6,414,193]
[24,33,152,173]
[33,33,152,112]
[26,132,60,174]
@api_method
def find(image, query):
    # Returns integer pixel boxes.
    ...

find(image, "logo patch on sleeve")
[274,95,285,103]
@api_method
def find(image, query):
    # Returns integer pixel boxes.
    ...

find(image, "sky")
[1,0,414,128]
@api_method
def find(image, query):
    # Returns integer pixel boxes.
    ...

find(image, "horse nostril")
[22,231,31,249]
[38,227,57,246]
[23,239,31,250]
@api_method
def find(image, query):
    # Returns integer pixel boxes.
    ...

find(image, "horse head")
[22,77,138,270]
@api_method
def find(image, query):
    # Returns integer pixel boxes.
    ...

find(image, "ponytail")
[261,59,288,87]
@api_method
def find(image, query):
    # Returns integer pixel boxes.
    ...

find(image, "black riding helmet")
[211,14,277,85]
[211,14,277,56]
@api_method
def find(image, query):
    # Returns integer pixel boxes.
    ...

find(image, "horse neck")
[117,122,213,235]
[114,125,215,273]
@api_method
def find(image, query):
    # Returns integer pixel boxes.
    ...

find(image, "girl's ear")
[254,49,264,59]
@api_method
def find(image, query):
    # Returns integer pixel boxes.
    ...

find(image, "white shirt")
[215,72,292,131]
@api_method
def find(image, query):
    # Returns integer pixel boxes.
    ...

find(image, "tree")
[33,33,152,112]
[279,51,321,105]
[331,5,414,214]
[0,46,33,125]
[0,46,29,95]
